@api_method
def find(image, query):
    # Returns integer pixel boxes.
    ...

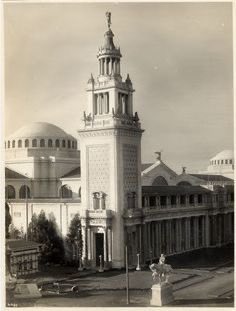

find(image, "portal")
[96,233,104,266]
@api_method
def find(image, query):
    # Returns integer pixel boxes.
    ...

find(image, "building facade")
[5,13,234,269]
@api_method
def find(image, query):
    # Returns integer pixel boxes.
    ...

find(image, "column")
[147,222,151,258]
[218,215,222,245]
[176,219,181,252]
[82,226,87,262]
[110,57,112,74]
[152,223,155,257]
[194,217,199,249]
[205,215,210,247]
[107,228,112,262]
[87,227,91,261]
[185,218,190,250]
[103,228,108,264]
[166,220,170,254]
[139,225,142,263]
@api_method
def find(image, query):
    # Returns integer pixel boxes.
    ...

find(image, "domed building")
[206,150,234,179]
[5,122,81,235]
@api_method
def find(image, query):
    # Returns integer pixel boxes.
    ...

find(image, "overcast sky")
[4,2,233,173]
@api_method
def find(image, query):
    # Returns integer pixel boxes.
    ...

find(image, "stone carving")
[149,254,173,284]
[83,111,94,122]
[88,145,110,209]
[123,144,138,196]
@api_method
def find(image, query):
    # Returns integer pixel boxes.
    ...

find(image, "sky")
[4,2,233,173]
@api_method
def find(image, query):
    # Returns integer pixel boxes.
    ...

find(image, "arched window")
[68,140,71,148]
[8,141,10,148]
[25,139,29,147]
[40,139,45,147]
[18,140,22,148]
[177,181,192,186]
[60,185,72,198]
[48,139,53,147]
[55,139,60,148]
[152,176,168,186]
[5,185,16,199]
[12,140,15,148]
[19,185,31,199]
[32,139,37,147]
[62,140,66,148]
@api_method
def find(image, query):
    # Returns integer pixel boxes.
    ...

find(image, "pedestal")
[150,282,174,306]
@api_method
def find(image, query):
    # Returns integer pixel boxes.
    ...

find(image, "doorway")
[96,233,104,266]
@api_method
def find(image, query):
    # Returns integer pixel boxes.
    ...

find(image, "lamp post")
[136,253,141,271]
[25,174,28,241]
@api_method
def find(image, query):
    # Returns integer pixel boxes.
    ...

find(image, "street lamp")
[136,253,141,271]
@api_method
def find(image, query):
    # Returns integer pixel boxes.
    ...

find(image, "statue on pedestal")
[149,254,173,285]
[149,254,174,306]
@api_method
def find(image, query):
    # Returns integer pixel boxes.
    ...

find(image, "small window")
[68,140,71,148]
[72,141,75,149]
[32,139,37,147]
[149,196,156,207]
[171,195,176,205]
[189,194,195,204]
[225,159,228,164]
[25,139,29,148]
[180,195,186,205]
[18,140,22,148]
[160,196,167,206]
[40,139,45,147]
[229,159,232,164]
[75,141,77,149]
[62,140,66,148]
[48,139,53,147]
[221,160,224,164]
[217,160,220,165]
[55,139,60,148]
[198,194,203,204]
[12,140,15,148]
[8,141,10,148]
[142,196,145,207]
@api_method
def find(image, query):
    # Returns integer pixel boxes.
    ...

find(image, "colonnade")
[125,212,234,266]
[99,57,120,76]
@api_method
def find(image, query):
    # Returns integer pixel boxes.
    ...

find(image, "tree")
[27,211,65,264]
[5,203,12,238]
[66,214,83,264]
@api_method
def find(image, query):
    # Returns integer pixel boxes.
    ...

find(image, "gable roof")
[142,185,211,195]
[190,174,233,182]
[61,167,81,178]
[141,163,153,171]
[5,167,28,179]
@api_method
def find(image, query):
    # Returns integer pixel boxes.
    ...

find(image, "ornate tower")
[78,13,143,269]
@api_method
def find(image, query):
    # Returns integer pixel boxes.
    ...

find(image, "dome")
[7,122,74,140]
[210,150,234,161]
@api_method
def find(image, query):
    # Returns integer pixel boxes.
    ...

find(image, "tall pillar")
[147,222,151,258]
[103,228,108,264]
[108,228,112,262]
[139,225,142,263]
[166,220,171,254]
[194,217,199,249]
[185,218,190,250]
[205,215,210,247]
[82,225,87,262]
[87,227,91,261]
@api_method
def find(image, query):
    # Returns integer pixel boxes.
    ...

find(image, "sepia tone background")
[4,2,233,172]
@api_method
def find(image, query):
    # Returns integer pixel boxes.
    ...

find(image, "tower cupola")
[97,12,122,77]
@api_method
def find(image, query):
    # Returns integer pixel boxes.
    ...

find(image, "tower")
[78,13,143,269]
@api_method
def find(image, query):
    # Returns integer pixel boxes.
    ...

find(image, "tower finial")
[105,12,111,29]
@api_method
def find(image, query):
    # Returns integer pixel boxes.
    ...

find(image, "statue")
[149,254,173,285]
[105,12,111,29]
